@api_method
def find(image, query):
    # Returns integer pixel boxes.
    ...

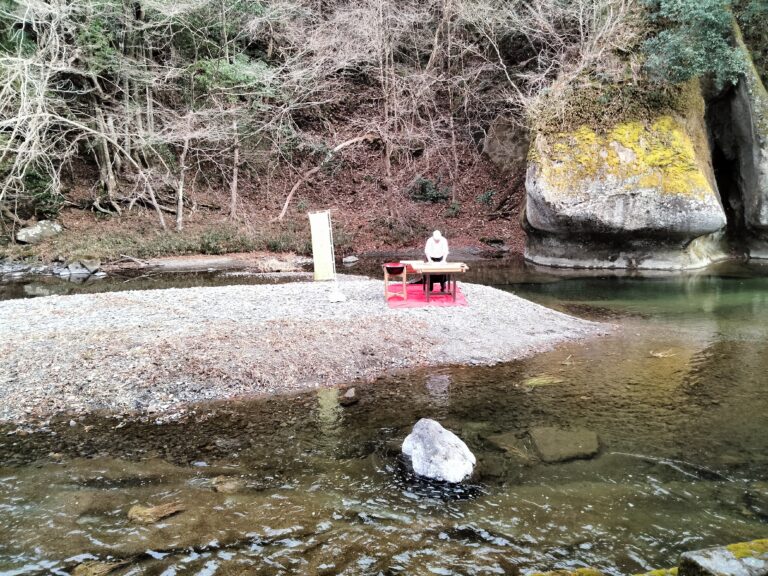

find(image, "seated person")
[424,230,449,291]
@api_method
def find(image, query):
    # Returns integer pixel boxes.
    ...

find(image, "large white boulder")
[401,418,475,483]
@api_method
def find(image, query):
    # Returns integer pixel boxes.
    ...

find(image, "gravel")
[0,276,608,423]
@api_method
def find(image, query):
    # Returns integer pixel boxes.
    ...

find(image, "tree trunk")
[95,107,118,205]
[229,120,239,218]
[176,115,193,231]
[277,133,377,221]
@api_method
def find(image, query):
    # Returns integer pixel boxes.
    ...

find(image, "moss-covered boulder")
[524,94,729,269]
[678,538,768,576]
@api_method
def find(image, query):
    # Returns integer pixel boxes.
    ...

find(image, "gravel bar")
[0,277,608,423]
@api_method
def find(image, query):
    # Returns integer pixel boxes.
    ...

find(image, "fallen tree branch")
[276,133,378,222]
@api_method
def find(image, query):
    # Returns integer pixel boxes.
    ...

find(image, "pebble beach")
[0,276,608,423]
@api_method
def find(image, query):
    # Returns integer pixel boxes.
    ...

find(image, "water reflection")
[425,374,452,420]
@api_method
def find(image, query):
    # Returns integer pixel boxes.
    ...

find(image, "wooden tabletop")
[406,261,469,273]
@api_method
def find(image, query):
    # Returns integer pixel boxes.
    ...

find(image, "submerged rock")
[212,476,246,494]
[72,561,127,576]
[16,220,63,244]
[486,432,532,461]
[529,426,600,463]
[127,501,185,523]
[401,418,476,483]
[678,538,768,576]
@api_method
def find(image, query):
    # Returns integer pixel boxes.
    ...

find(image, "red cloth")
[386,282,467,308]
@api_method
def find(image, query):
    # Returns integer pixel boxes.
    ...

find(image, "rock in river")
[529,426,600,463]
[678,538,768,576]
[402,418,476,483]
[339,387,359,407]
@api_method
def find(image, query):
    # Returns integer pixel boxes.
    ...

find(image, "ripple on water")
[2,262,768,574]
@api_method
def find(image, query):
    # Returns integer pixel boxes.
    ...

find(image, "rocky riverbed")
[0,276,607,423]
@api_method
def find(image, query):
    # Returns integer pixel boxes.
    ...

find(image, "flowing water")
[1,259,767,575]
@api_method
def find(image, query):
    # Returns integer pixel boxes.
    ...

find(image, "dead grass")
[1,139,526,263]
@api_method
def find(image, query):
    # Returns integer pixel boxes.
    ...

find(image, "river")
[1,258,767,575]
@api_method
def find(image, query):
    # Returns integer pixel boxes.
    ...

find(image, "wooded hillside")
[1,0,764,256]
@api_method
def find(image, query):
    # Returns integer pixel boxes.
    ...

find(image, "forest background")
[0,0,765,260]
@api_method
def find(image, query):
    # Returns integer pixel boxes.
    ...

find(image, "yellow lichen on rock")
[632,568,678,576]
[533,115,713,200]
[725,538,768,559]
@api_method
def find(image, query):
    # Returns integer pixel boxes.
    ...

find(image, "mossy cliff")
[729,23,768,256]
[519,20,768,270]
[524,86,729,270]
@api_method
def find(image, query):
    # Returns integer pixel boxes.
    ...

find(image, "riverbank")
[0,277,606,424]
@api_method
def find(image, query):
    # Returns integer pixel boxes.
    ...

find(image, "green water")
[1,260,767,575]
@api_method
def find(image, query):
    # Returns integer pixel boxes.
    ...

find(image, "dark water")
[0,269,312,301]
[1,259,767,575]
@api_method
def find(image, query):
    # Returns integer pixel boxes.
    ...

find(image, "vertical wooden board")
[309,210,335,281]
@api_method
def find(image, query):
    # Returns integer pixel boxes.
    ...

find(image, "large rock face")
[525,111,728,269]
[401,418,476,483]
[483,117,530,176]
[708,28,768,258]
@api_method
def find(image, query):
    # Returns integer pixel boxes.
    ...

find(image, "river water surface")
[1,259,767,575]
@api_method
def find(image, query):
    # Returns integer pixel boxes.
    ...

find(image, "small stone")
[383,437,405,456]
[529,426,599,463]
[342,255,359,264]
[69,420,77,427]
[339,387,359,407]
[67,261,91,276]
[212,476,246,494]
[72,560,127,576]
[127,502,185,524]
[80,259,101,274]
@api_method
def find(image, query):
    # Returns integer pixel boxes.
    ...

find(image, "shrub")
[408,176,450,203]
[445,201,461,218]
[199,228,255,255]
[476,189,496,205]
[643,0,745,87]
